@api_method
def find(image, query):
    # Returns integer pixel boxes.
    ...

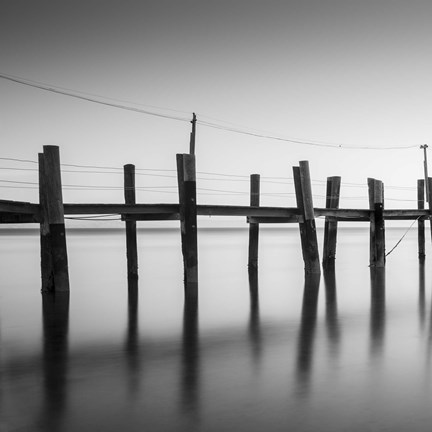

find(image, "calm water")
[1,226,432,431]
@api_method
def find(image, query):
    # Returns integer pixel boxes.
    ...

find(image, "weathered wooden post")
[248,174,260,269]
[368,178,385,267]
[39,153,53,291]
[42,145,69,291]
[428,177,432,245]
[124,164,138,281]
[177,154,198,297]
[374,180,385,267]
[417,179,425,260]
[368,178,376,265]
[322,176,341,269]
[293,161,321,274]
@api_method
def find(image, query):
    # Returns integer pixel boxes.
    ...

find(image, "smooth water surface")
[1,226,432,431]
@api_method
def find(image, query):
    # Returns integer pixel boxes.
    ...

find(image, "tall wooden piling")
[428,177,432,245]
[42,146,69,291]
[322,176,341,269]
[368,178,376,265]
[248,174,260,269]
[417,179,425,260]
[39,153,53,292]
[368,178,385,267]
[293,161,321,274]
[177,154,198,297]
[124,164,138,280]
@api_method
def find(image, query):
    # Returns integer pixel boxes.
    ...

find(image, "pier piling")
[293,161,321,274]
[248,174,260,269]
[41,146,69,292]
[368,179,385,267]
[417,179,425,260]
[39,153,53,292]
[177,154,198,297]
[322,176,341,269]
[124,164,138,281]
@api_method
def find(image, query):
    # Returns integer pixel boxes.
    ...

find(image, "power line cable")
[0,72,190,123]
[1,72,422,151]
[197,119,420,150]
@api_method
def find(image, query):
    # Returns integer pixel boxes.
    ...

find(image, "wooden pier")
[0,146,430,294]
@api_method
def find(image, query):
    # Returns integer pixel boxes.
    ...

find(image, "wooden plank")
[63,203,179,215]
[0,213,40,223]
[124,164,138,280]
[314,208,370,218]
[0,199,40,215]
[383,209,429,218]
[247,215,303,224]
[197,205,301,217]
[248,174,260,269]
[122,213,180,221]
[1,200,429,222]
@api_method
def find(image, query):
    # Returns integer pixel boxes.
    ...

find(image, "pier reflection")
[370,268,386,358]
[248,268,262,364]
[324,269,340,356]
[181,294,200,418]
[125,276,140,396]
[40,291,70,432]
[418,262,426,333]
[296,273,320,395]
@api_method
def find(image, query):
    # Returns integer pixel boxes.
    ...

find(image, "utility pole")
[420,144,429,202]
[189,113,197,155]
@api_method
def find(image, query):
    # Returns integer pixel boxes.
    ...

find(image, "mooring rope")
[385,216,421,257]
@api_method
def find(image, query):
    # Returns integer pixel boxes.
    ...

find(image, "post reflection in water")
[248,268,262,364]
[125,275,140,396]
[181,293,200,419]
[323,269,340,357]
[369,268,386,359]
[296,273,320,396]
[40,291,70,432]
[418,262,426,333]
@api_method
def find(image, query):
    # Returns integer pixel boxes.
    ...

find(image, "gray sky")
[1,0,431,210]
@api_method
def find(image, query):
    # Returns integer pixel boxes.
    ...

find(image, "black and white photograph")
[1,1,432,431]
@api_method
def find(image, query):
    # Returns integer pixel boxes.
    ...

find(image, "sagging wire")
[385,216,422,257]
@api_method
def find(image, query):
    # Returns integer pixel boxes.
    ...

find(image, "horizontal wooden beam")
[1,200,431,223]
[314,208,371,219]
[197,205,300,217]
[122,213,180,221]
[0,212,40,223]
[0,200,40,215]
[63,203,180,215]
[383,209,430,219]
[247,215,304,224]
[63,203,301,218]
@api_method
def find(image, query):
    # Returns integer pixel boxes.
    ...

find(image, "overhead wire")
[0,71,423,151]
[0,72,191,123]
